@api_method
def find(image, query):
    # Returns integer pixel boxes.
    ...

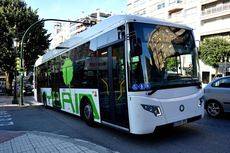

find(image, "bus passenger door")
[98,42,129,128]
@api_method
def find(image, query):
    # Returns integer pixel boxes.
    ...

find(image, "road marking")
[0,118,12,121]
[0,111,14,127]
[0,110,7,113]
[0,114,11,118]
[0,121,14,126]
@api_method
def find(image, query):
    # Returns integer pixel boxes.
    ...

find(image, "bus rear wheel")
[81,99,94,126]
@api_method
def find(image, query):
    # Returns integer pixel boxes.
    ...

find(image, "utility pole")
[12,38,19,104]
[224,56,228,76]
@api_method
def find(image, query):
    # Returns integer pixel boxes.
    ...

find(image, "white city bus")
[34,15,204,134]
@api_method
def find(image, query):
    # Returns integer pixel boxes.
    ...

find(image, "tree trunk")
[5,72,13,95]
[215,67,218,75]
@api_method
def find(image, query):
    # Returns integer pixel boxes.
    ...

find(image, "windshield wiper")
[147,87,159,95]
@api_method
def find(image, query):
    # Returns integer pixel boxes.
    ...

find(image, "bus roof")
[35,15,192,67]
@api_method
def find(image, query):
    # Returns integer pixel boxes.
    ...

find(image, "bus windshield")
[129,22,199,91]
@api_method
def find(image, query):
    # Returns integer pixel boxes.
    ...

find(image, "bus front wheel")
[81,98,94,126]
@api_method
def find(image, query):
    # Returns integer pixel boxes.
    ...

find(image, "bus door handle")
[101,79,109,96]
[117,80,125,101]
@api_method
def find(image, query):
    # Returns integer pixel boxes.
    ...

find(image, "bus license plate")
[173,119,187,127]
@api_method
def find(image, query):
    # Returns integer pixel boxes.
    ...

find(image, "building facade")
[50,10,111,49]
[127,0,230,84]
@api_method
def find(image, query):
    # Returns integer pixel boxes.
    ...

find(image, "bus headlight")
[141,104,162,117]
[198,96,205,107]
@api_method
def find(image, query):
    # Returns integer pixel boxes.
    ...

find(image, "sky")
[24,0,127,34]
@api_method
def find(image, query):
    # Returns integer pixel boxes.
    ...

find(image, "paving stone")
[0,131,112,153]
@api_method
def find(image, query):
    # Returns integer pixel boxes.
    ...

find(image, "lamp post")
[19,18,93,106]
[224,56,228,76]
[12,38,19,104]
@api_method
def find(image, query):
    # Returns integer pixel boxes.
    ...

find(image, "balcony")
[200,17,230,36]
[201,2,230,20]
[168,1,184,14]
[201,0,218,5]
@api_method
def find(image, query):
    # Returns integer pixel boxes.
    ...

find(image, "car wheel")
[81,99,94,126]
[205,101,223,118]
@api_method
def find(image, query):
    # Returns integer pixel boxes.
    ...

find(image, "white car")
[204,76,230,117]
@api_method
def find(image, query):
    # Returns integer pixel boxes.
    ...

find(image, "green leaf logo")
[62,58,73,86]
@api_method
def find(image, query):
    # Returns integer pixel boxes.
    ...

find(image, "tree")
[199,37,230,70]
[0,0,50,94]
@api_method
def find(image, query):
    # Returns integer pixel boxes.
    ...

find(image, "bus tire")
[42,93,47,107]
[80,98,94,126]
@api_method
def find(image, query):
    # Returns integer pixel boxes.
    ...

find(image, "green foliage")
[199,37,230,68]
[166,57,178,72]
[0,0,50,73]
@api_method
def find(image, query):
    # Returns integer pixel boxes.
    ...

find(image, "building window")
[169,0,176,4]
[157,3,165,10]
[169,0,182,4]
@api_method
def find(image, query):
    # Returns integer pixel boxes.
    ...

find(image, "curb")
[0,102,43,107]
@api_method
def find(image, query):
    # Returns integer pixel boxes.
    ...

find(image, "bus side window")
[69,42,97,88]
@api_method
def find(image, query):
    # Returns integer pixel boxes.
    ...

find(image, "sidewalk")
[0,131,115,153]
[0,96,42,107]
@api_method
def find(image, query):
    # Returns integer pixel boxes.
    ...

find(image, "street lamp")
[19,18,93,106]
[224,56,228,76]
[220,56,229,76]
[12,38,19,104]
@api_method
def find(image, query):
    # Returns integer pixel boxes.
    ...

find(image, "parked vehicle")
[204,76,230,117]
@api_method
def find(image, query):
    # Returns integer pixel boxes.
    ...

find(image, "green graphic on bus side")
[46,95,52,102]
[60,91,99,119]
[79,94,100,120]
[44,90,100,120]
[61,92,75,113]
[62,58,73,86]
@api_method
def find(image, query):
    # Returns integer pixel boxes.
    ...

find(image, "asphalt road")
[0,103,230,153]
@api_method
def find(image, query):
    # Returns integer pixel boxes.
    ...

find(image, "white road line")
[0,110,7,114]
[0,111,14,127]
[0,118,12,121]
[0,114,11,118]
[0,121,14,126]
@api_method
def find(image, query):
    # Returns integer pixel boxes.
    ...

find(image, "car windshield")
[129,22,199,91]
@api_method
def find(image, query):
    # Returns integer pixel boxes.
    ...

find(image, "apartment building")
[127,0,230,84]
[201,0,230,39]
[50,10,111,49]
[200,0,230,82]
[50,21,71,49]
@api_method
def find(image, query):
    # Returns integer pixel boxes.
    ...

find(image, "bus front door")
[98,42,129,129]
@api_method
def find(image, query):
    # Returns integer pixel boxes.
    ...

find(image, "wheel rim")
[84,104,92,120]
[207,102,220,117]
